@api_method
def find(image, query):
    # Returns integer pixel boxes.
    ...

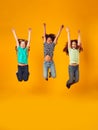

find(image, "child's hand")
[43,23,46,26]
[61,25,64,28]
[78,30,80,33]
[28,28,32,32]
[66,27,70,32]
[12,28,15,32]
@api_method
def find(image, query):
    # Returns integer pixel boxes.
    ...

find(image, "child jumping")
[63,27,83,88]
[12,28,32,81]
[43,23,64,80]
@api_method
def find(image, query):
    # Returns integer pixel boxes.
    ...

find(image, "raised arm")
[43,23,46,43]
[78,30,81,46]
[54,25,64,44]
[12,29,19,47]
[27,28,32,48]
[66,27,71,49]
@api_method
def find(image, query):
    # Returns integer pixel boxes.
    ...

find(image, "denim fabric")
[43,61,56,79]
[66,65,79,86]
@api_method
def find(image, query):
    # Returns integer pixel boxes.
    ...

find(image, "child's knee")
[43,72,48,79]
[51,71,56,78]
[16,72,23,81]
[69,78,73,83]
[24,78,28,81]
[44,75,48,79]
[74,78,79,83]
[23,73,29,81]
[17,76,23,81]
[18,78,23,81]
[52,75,56,78]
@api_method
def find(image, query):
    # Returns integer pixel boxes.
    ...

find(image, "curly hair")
[45,33,56,42]
[63,40,83,55]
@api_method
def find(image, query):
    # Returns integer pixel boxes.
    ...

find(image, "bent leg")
[43,62,49,80]
[23,65,29,81]
[74,66,79,83]
[16,66,23,81]
[50,61,56,78]
[66,66,75,88]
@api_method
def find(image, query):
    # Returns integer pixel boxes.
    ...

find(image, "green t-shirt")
[17,46,28,64]
[68,48,79,64]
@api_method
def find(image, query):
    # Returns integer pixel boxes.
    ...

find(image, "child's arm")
[78,30,82,46]
[27,28,32,48]
[66,27,71,49]
[54,25,64,44]
[43,23,46,43]
[12,29,19,47]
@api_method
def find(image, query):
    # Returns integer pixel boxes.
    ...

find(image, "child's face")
[46,37,53,44]
[72,41,77,49]
[20,41,26,48]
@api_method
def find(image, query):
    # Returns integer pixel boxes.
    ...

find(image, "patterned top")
[44,42,55,57]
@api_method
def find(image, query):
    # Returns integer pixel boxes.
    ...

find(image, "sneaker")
[45,78,48,81]
[66,83,71,89]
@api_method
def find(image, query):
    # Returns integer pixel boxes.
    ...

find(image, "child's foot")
[66,83,71,89]
[49,72,51,78]
[45,78,48,81]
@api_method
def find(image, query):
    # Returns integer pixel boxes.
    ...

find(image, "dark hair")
[45,34,56,42]
[15,39,30,51]
[63,39,83,55]
[18,39,28,46]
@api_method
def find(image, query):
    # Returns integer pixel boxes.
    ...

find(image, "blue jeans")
[43,61,56,79]
[66,65,79,86]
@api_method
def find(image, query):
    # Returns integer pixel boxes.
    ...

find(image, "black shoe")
[66,83,71,89]
[49,72,51,78]
[45,78,48,81]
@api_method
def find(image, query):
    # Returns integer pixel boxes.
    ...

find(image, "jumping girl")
[63,27,83,88]
[43,23,64,80]
[12,28,32,81]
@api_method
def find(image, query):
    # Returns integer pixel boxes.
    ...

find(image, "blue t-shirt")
[17,46,28,64]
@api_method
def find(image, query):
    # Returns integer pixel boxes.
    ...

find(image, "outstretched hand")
[43,23,46,26]
[12,28,15,32]
[66,27,70,32]
[61,25,64,28]
[78,30,80,33]
[28,28,32,32]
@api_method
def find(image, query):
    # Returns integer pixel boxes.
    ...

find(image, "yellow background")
[0,0,98,129]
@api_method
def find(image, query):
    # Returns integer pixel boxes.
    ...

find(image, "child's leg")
[49,69,51,78]
[50,61,56,78]
[16,66,23,81]
[74,66,79,83]
[43,61,49,80]
[66,66,75,88]
[22,65,29,81]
